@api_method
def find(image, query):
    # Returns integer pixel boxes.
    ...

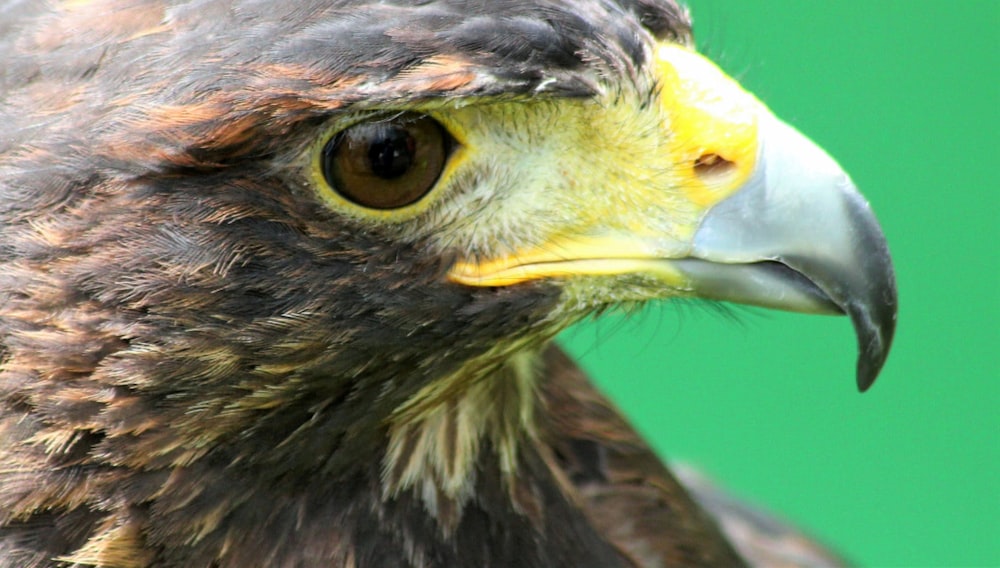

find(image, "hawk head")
[0,1,894,566]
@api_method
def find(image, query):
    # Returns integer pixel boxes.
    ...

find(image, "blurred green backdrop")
[559,1,999,566]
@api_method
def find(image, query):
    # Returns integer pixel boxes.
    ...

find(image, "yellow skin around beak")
[444,43,896,390]
[448,44,761,289]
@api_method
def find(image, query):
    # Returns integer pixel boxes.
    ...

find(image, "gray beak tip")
[853,280,898,393]
[843,192,898,393]
[856,335,889,393]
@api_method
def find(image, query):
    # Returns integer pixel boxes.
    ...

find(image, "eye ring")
[319,113,452,211]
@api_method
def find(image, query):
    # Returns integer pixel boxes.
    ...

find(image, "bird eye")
[321,114,450,210]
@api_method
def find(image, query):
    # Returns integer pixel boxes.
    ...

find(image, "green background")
[559,1,999,566]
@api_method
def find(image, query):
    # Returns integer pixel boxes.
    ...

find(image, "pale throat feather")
[381,346,540,528]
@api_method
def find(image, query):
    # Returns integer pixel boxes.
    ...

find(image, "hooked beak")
[680,113,897,391]
[448,44,897,391]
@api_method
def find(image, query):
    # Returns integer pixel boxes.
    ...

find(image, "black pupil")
[367,125,415,180]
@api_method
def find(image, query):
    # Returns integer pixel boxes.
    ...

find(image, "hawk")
[0,1,896,566]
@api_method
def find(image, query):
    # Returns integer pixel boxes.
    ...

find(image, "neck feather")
[382,347,540,531]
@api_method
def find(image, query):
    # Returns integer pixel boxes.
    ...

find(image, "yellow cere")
[654,44,760,208]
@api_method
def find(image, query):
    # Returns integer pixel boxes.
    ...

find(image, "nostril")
[693,153,736,184]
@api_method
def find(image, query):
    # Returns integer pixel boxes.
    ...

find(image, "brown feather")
[538,347,746,566]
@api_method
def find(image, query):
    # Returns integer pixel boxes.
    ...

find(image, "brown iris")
[321,114,450,210]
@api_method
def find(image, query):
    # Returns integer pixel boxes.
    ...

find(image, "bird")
[0,1,897,567]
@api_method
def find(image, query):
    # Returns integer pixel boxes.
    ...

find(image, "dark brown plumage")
[0,1,895,566]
